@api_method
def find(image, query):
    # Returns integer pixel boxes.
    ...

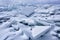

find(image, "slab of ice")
[19,18,36,26]
[0,22,12,30]
[55,11,60,15]
[53,15,60,21]
[18,6,35,17]
[0,10,17,18]
[34,8,49,14]
[58,34,60,38]
[24,26,51,40]
[45,15,60,21]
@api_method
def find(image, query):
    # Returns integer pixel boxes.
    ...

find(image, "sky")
[0,0,60,6]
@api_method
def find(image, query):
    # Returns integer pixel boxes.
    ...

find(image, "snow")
[28,26,51,40]
[0,0,60,40]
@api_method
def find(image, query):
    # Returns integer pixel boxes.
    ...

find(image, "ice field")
[0,0,60,40]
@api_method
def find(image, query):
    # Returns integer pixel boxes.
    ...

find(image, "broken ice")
[0,0,60,40]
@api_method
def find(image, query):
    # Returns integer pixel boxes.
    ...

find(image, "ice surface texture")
[0,1,60,40]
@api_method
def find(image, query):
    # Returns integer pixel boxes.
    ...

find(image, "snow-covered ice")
[24,26,51,40]
[0,0,60,40]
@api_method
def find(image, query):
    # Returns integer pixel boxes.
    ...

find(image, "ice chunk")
[45,15,60,21]
[24,26,51,39]
[55,9,60,15]
[53,15,60,21]
[50,31,58,37]
[18,6,35,17]
[58,34,60,38]
[35,8,49,14]
[20,18,36,26]
[0,18,15,30]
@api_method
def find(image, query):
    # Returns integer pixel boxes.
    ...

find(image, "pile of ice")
[0,4,60,40]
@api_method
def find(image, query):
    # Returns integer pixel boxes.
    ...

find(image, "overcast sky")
[0,0,60,6]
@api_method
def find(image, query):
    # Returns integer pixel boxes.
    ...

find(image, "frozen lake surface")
[0,1,60,40]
